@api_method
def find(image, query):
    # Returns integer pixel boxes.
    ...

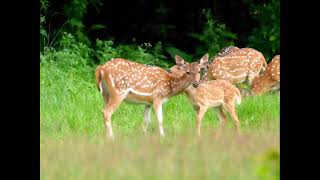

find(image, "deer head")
[251,55,280,95]
[170,54,209,87]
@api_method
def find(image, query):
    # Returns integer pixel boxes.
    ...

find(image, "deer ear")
[175,55,185,66]
[199,53,209,67]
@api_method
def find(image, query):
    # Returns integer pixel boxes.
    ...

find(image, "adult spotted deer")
[250,55,280,95]
[95,55,208,139]
[215,46,240,58]
[170,68,242,137]
[205,47,267,85]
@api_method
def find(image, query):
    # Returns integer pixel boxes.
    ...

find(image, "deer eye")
[186,72,191,74]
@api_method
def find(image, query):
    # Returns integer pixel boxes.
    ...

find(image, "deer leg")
[217,107,227,131]
[143,105,152,133]
[102,96,123,140]
[153,100,165,137]
[247,73,257,85]
[195,107,207,137]
[102,92,110,104]
[223,103,241,135]
[212,107,227,139]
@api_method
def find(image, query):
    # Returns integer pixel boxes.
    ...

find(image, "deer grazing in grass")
[214,46,240,58]
[95,55,208,139]
[170,64,242,137]
[250,55,280,95]
[204,47,268,85]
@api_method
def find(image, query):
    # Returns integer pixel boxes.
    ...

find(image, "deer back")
[215,46,240,57]
[98,59,177,99]
[207,48,267,84]
[185,80,241,108]
[97,58,205,104]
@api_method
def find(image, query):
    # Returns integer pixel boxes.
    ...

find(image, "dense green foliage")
[188,9,237,59]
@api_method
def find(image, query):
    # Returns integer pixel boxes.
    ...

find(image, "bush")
[188,9,237,59]
[165,46,194,63]
[95,40,118,64]
[247,0,280,61]
[41,32,93,77]
[115,42,171,68]
[42,31,173,69]
[40,0,49,51]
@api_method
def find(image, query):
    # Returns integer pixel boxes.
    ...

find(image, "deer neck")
[168,73,193,97]
[183,85,198,98]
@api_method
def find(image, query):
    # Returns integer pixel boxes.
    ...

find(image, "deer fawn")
[205,47,268,85]
[250,55,280,95]
[170,67,242,137]
[95,55,208,139]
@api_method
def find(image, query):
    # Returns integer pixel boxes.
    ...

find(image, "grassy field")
[40,60,280,180]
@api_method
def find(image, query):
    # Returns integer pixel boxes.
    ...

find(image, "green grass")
[40,59,280,180]
[41,88,279,139]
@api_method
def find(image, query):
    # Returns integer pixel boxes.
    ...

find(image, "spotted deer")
[204,47,268,85]
[250,55,280,95]
[171,65,242,137]
[95,55,209,139]
[214,46,240,58]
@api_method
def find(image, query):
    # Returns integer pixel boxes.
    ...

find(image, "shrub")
[247,0,280,61]
[115,42,171,68]
[95,40,118,64]
[188,9,237,59]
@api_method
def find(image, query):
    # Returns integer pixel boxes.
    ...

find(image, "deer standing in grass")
[250,55,280,95]
[170,63,242,137]
[95,55,208,139]
[204,47,268,85]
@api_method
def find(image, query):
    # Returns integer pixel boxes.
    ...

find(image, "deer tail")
[95,65,104,93]
[235,88,242,105]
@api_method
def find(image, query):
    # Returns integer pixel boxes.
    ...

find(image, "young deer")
[206,47,268,85]
[95,55,209,139]
[250,55,280,95]
[170,68,242,137]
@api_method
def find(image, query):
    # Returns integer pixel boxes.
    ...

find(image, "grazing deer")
[250,55,280,95]
[215,46,240,58]
[95,55,209,139]
[170,67,242,137]
[200,46,240,83]
[205,47,268,85]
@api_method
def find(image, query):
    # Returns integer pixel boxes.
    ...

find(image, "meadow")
[40,54,280,179]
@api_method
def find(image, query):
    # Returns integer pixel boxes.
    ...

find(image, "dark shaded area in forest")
[41,0,279,61]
